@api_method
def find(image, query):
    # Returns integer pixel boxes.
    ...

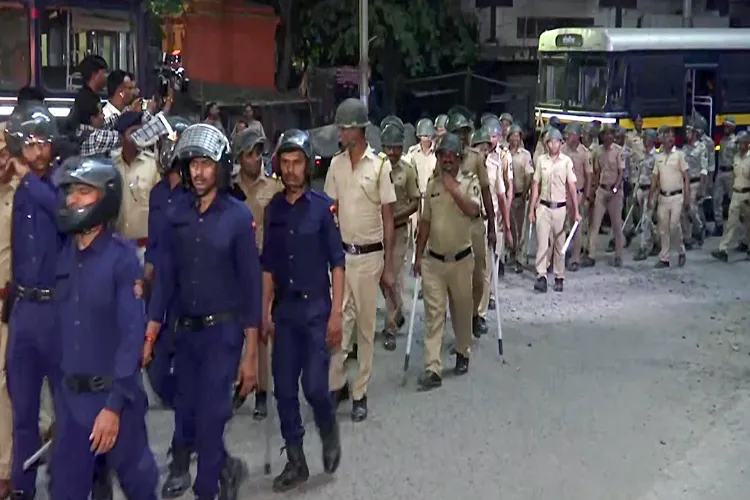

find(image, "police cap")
[416,118,436,137]
[334,98,370,128]
[446,113,473,133]
[381,123,405,147]
[435,132,462,156]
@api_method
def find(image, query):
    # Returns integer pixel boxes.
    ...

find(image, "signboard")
[555,34,584,48]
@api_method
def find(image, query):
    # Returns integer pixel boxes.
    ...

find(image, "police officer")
[380,123,419,350]
[681,121,708,248]
[695,114,716,185]
[625,114,646,164]
[409,118,437,198]
[535,117,561,162]
[647,127,689,268]
[561,123,592,271]
[499,113,514,144]
[435,114,449,137]
[711,131,750,262]
[325,98,397,422]
[413,133,480,390]
[51,156,158,500]
[582,124,625,268]
[507,124,534,273]
[260,129,344,492]
[445,113,496,337]
[234,128,283,419]
[607,127,634,252]
[5,102,62,500]
[528,128,580,293]
[714,117,737,236]
[632,129,660,261]
[145,123,259,500]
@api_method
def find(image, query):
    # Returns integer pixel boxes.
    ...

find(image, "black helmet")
[273,128,313,175]
[6,101,58,156]
[233,129,266,162]
[158,116,192,174]
[56,156,123,234]
[435,132,462,156]
[173,123,232,191]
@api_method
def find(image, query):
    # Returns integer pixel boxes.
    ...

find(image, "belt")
[660,189,683,197]
[599,183,614,191]
[64,375,113,394]
[177,311,236,332]
[514,193,525,198]
[638,184,650,190]
[428,247,472,263]
[733,187,750,194]
[275,289,326,301]
[342,242,384,255]
[14,284,55,302]
[690,177,701,183]
[540,200,566,209]
[719,166,733,172]
[395,221,409,230]
[133,238,148,248]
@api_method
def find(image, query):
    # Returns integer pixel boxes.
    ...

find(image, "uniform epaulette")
[378,151,387,160]
[407,144,420,153]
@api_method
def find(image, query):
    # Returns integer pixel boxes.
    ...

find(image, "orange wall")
[167,0,279,89]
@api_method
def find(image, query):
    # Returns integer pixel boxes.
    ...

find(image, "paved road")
[36,236,750,500]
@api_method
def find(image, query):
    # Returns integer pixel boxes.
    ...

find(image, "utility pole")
[683,0,693,27]
[358,0,369,107]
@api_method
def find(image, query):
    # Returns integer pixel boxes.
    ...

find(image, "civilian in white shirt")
[103,69,136,119]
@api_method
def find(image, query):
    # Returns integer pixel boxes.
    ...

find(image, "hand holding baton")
[561,220,580,256]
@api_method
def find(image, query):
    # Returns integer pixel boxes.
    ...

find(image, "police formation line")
[1,94,749,500]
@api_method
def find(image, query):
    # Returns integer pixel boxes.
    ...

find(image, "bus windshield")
[0,2,30,92]
[538,52,626,112]
[41,7,137,93]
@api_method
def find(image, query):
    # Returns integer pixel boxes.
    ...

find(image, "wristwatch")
[612,187,618,194]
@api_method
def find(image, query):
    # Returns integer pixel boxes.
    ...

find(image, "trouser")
[470,219,486,317]
[567,191,586,265]
[588,187,625,258]
[534,204,567,278]
[718,192,750,252]
[479,220,497,319]
[273,297,335,445]
[384,224,409,332]
[329,251,384,400]
[50,388,157,500]
[6,301,58,496]
[636,188,657,253]
[657,194,686,262]
[510,196,527,263]
[681,181,704,243]
[172,321,243,499]
[713,169,733,224]
[422,252,474,374]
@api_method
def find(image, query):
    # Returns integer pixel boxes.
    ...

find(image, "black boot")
[319,421,342,474]
[272,444,310,493]
[161,448,192,499]
[471,315,487,338]
[534,276,547,293]
[218,456,248,500]
[553,278,563,292]
[711,250,729,262]
[253,391,268,421]
[91,462,113,500]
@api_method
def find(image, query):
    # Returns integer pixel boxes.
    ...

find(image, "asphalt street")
[36,234,750,500]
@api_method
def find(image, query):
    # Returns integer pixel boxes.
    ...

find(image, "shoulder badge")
[378,151,387,160]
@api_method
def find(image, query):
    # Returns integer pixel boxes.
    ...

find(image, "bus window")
[567,53,625,112]
[0,2,30,92]
[41,8,136,92]
[538,54,566,107]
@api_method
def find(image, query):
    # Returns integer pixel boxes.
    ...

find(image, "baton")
[401,246,421,387]
[621,203,635,231]
[263,349,272,475]
[490,254,503,356]
[23,439,52,471]
[561,220,580,256]
[526,223,534,266]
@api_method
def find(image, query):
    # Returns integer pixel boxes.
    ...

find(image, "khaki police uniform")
[653,146,689,262]
[385,159,420,333]
[635,148,658,254]
[625,129,646,165]
[480,147,509,316]
[237,172,283,392]
[509,145,534,263]
[115,150,160,264]
[325,147,397,400]
[421,172,480,374]
[534,134,548,163]
[680,140,707,244]
[588,143,625,259]
[701,132,716,178]
[561,142,591,266]
[461,147,491,319]
[533,153,575,278]
[409,142,436,235]
[718,151,750,252]
[715,132,737,225]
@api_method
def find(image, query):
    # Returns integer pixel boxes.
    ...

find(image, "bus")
[0,0,150,118]
[534,27,750,138]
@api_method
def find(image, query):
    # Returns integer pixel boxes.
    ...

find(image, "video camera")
[156,50,189,98]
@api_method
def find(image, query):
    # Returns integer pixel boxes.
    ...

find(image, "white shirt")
[102,101,121,119]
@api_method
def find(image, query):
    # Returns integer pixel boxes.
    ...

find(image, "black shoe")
[514,261,523,273]
[91,464,113,500]
[319,421,341,474]
[417,370,442,391]
[624,233,632,248]
[351,396,368,422]
[252,391,268,421]
[678,254,686,267]
[612,256,622,268]
[161,448,192,499]
[534,276,547,293]
[553,278,563,292]
[418,288,423,299]
[497,261,505,278]
[471,315,486,338]
[331,382,350,408]
[454,353,469,376]
[684,241,693,251]
[218,456,248,500]
[654,260,670,269]
[695,232,704,247]
[382,332,397,351]
[735,242,749,252]
[567,262,580,272]
[488,298,496,311]
[633,250,648,261]
[711,250,729,262]
[272,444,310,493]
[580,255,596,267]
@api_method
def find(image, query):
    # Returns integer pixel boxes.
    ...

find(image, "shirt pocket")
[358,174,380,204]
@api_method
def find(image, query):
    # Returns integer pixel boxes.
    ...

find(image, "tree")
[298,0,478,111]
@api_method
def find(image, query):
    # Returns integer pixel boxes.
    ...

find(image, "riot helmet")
[508,124,523,141]
[480,113,498,127]
[564,123,582,137]
[380,115,404,131]
[499,113,513,125]
[446,105,473,123]
[723,117,736,132]
[446,113,473,134]
[157,116,192,174]
[416,118,436,138]
[334,98,370,129]
[470,127,491,147]
[435,114,449,131]
[547,116,562,131]
[644,129,658,147]
[56,156,123,234]
[173,123,232,193]
[436,132,462,157]
[274,128,313,188]
[546,128,564,143]
[6,101,58,157]
[381,124,405,148]
[233,129,266,163]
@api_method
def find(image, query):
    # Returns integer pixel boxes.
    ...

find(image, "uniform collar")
[76,229,112,256]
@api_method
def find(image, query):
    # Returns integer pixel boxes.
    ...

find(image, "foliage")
[298,0,477,76]
[148,0,186,16]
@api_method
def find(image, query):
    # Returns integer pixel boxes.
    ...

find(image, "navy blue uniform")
[7,170,63,495]
[149,192,261,499]
[261,190,344,445]
[51,232,158,500]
